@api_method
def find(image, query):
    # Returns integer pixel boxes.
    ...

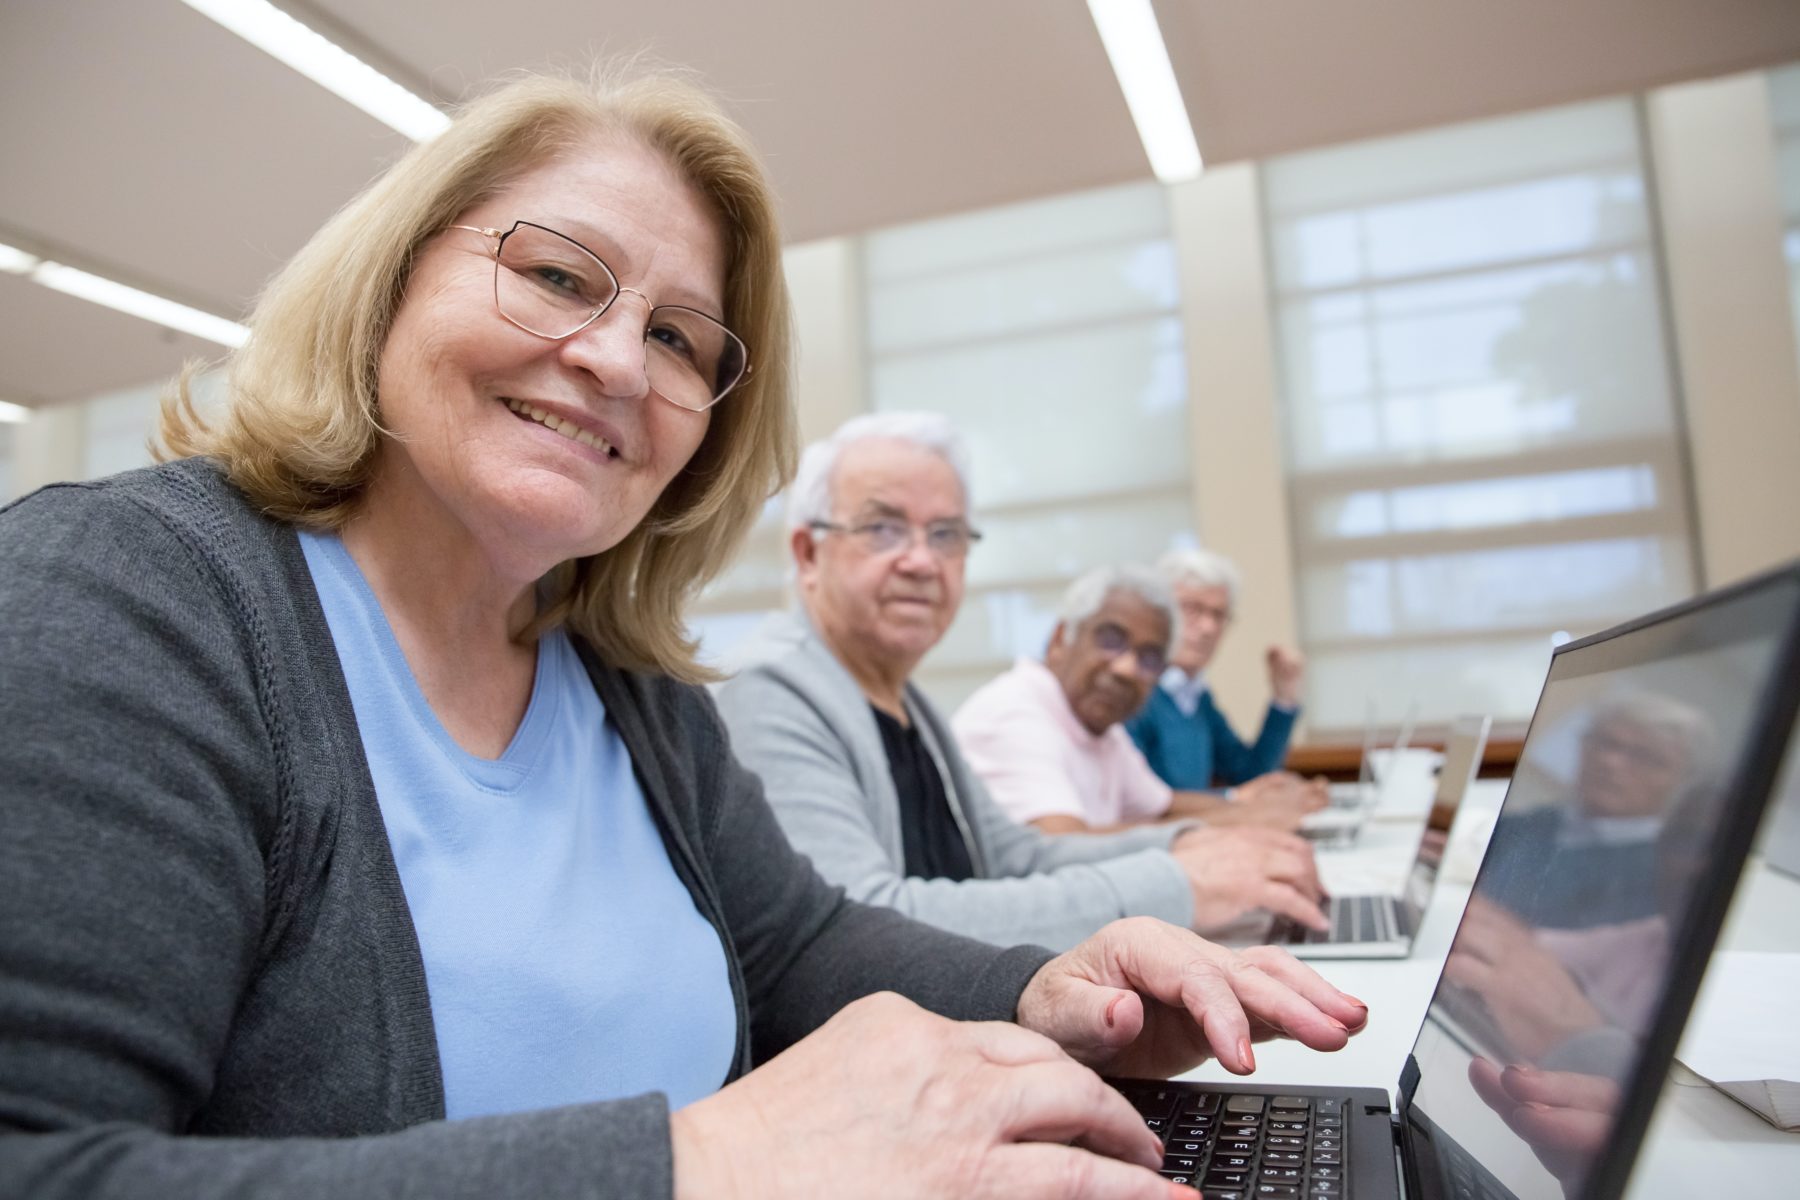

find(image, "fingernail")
[1105,994,1122,1029]
[1327,1017,1347,1033]
[1238,1038,1255,1072]
[1344,994,1368,1010]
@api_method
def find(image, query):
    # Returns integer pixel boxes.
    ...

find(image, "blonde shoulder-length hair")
[161,66,797,684]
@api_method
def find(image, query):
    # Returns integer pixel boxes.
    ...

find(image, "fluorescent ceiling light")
[179,0,450,141]
[0,243,40,275]
[0,399,31,424]
[1087,0,1203,184]
[0,242,249,348]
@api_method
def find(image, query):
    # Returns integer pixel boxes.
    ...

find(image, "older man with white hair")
[717,412,1328,949]
[1125,548,1313,806]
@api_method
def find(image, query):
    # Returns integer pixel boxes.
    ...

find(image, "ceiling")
[4,0,1799,409]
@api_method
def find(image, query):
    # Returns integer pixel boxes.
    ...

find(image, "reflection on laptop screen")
[1404,577,1800,1200]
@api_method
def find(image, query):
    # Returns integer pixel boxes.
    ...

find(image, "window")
[1772,64,1800,377]
[1263,99,1699,730]
[863,182,1196,711]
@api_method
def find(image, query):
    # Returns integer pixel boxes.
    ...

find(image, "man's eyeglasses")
[1089,621,1167,678]
[450,221,750,412]
[809,517,983,560]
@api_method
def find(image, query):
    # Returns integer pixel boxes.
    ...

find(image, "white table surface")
[1175,778,1800,1197]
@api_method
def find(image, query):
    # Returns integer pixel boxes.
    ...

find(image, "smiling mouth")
[504,397,619,459]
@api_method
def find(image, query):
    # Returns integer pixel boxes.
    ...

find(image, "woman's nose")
[558,293,652,399]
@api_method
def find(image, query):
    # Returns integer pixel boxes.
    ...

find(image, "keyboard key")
[1201,1190,1246,1200]
[1254,1186,1298,1199]
[1264,1136,1306,1150]
[1311,1152,1342,1166]
[1271,1096,1312,1110]
[1164,1154,1201,1173]
[1310,1166,1342,1181]
[1312,1137,1341,1152]
[1183,1093,1223,1116]
[1268,1121,1308,1134]
[1315,1098,1344,1114]
[1145,1116,1169,1134]
[1219,1139,1258,1155]
[1262,1151,1304,1166]
[1205,1170,1251,1188]
[1307,1183,1342,1197]
[1169,1139,1208,1156]
[1160,1171,1194,1185]
[1213,1154,1254,1172]
[1226,1095,1268,1114]
[1264,1167,1303,1182]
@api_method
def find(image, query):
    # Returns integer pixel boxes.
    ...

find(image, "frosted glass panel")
[865,183,1170,282]
[871,317,1189,506]
[1307,637,1560,738]
[1309,465,1661,540]
[1297,535,1693,642]
[964,491,1194,589]
[868,238,1179,354]
[1272,172,1647,290]
[1264,99,1638,218]
[1280,254,1675,472]
[1265,98,1697,727]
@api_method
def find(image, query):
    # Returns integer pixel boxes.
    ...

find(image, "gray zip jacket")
[0,460,1053,1200]
[715,612,1196,950]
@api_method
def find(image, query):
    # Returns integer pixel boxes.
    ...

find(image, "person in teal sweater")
[1127,549,1315,807]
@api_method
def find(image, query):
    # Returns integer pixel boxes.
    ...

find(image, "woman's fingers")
[997,1061,1164,1169]
[1193,951,1351,1052]
[1239,945,1369,1031]
[979,1143,1186,1200]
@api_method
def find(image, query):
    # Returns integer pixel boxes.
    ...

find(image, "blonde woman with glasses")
[0,66,1364,1200]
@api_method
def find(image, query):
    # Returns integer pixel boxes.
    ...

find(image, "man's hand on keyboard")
[1170,826,1330,933]
[669,991,1182,1200]
[1013,917,1369,1080]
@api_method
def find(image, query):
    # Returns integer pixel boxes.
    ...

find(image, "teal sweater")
[1126,686,1298,791]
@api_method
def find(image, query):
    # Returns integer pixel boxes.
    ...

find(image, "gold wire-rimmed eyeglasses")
[450,220,750,412]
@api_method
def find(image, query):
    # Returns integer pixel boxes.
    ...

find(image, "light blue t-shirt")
[299,531,736,1119]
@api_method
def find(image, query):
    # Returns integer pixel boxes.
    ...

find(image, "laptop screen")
[1402,572,1800,1200]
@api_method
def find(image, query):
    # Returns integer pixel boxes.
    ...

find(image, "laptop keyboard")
[1271,894,1395,946]
[1114,1080,1348,1197]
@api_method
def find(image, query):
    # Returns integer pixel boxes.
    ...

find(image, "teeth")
[502,397,614,457]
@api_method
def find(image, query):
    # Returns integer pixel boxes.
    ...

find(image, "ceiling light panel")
[1087,0,1204,183]
[178,0,450,141]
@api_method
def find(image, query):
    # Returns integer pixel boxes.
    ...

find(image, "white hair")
[786,410,972,531]
[1156,547,1242,608]
[1054,564,1177,654]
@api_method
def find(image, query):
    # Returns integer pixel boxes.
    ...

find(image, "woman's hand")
[1014,917,1368,1079]
[671,991,1182,1200]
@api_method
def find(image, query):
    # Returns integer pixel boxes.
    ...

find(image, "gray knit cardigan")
[0,459,1053,1199]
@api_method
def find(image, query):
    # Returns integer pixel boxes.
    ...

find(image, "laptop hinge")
[1398,1053,1421,1112]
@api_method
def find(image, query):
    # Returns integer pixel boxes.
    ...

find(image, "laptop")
[1306,704,1419,842]
[1270,715,1491,960]
[1110,559,1800,1200]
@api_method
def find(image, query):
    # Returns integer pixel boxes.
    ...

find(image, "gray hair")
[1156,547,1242,608]
[1054,564,1177,654]
[786,410,972,531]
